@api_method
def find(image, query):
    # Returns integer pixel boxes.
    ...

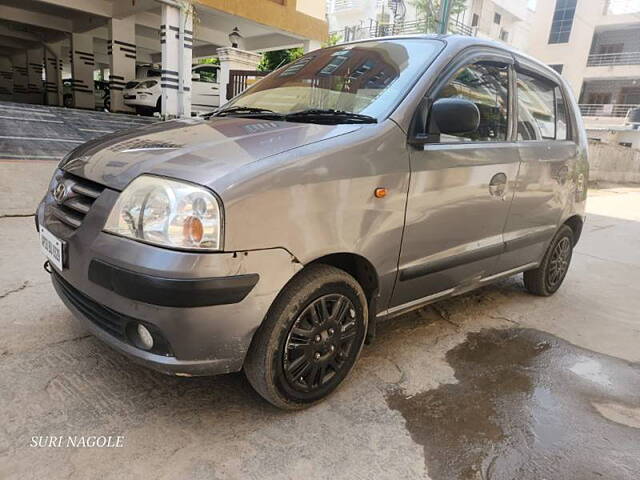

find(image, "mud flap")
[365,296,377,345]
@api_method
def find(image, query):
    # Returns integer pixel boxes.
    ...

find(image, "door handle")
[489,172,507,199]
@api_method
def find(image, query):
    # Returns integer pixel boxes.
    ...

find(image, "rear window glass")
[517,71,571,141]
[517,72,556,140]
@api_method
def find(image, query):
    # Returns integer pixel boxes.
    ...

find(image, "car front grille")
[50,172,105,232]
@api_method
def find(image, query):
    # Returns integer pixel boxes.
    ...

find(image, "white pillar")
[44,43,63,106]
[216,47,262,105]
[303,40,322,53]
[27,47,44,104]
[71,33,95,109]
[10,52,28,103]
[160,3,193,118]
[0,57,13,101]
[108,17,136,113]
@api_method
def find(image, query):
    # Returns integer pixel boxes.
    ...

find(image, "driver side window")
[435,62,509,142]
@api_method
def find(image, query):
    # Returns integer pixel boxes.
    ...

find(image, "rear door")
[390,50,520,309]
[497,61,577,272]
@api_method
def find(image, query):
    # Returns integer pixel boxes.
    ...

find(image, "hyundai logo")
[53,183,67,204]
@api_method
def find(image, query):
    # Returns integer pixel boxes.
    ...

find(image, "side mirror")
[192,73,200,81]
[431,98,480,135]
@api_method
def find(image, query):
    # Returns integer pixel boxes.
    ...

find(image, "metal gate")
[226,70,270,100]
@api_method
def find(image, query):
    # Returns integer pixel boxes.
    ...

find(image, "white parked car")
[123,64,221,116]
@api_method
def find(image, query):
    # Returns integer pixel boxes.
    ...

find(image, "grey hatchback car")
[37,35,588,409]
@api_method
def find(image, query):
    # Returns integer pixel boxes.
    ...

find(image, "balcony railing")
[579,104,639,117]
[331,17,474,43]
[587,51,640,67]
[605,0,640,15]
[329,0,363,12]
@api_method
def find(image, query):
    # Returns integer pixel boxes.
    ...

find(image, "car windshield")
[220,39,444,121]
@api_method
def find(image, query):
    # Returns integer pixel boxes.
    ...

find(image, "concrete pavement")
[0,163,639,479]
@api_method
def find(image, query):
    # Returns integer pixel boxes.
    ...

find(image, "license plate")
[40,226,64,270]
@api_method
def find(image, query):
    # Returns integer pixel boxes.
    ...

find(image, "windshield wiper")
[284,109,377,124]
[210,106,282,118]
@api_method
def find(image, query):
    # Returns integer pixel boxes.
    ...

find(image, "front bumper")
[38,178,302,376]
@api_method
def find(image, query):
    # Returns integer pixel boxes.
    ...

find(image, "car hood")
[60,117,361,191]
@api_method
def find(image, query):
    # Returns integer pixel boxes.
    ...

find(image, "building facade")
[0,0,327,116]
[326,0,534,50]
[528,0,640,126]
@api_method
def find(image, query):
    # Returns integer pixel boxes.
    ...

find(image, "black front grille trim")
[52,271,173,356]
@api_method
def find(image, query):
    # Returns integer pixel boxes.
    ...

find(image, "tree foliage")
[410,0,467,32]
[258,48,305,72]
[197,57,220,65]
[323,32,343,47]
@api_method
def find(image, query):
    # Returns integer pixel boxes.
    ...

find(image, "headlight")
[104,175,222,251]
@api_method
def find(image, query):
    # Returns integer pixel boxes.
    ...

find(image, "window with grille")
[548,0,577,44]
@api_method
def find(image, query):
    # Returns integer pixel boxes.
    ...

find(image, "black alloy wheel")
[283,293,359,393]
[244,264,368,410]
[546,236,571,290]
[524,224,574,296]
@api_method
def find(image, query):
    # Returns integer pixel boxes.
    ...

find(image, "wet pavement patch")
[386,328,640,480]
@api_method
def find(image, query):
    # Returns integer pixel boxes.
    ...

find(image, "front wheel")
[524,225,574,296]
[244,264,368,410]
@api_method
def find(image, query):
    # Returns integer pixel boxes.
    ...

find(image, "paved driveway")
[0,168,639,479]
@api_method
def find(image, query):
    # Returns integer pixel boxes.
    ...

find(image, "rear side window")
[517,72,555,140]
[555,87,569,140]
[436,62,510,142]
[517,71,571,141]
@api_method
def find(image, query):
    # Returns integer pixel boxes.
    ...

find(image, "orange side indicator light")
[374,188,388,198]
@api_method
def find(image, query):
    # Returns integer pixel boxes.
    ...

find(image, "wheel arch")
[563,214,584,246]
[306,252,380,303]
[306,252,381,343]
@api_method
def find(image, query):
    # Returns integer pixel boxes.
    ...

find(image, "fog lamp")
[137,324,154,350]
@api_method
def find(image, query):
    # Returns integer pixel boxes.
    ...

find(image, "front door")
[390,55,520,309]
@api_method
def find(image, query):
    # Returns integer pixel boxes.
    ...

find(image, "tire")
[524,225,574,296]
[155,97,161,114]
[244,264,368,410]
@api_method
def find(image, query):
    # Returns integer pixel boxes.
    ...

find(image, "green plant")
[197,57,220,65]
[258,48,305,72]
[323,32,343,47]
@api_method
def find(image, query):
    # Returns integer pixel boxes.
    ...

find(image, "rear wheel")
[244,264,368,410]
[524,225,574,296]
